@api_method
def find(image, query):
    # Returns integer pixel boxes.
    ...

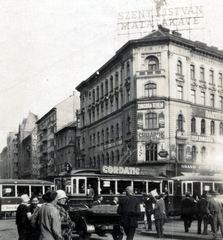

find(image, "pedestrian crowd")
[16,189,73,240]
[15,185,223,240]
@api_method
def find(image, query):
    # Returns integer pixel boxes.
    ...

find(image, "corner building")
[76,26,223,177]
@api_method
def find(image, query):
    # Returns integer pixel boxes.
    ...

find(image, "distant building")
[17,112,38,179]
[0,147,8,178]
[36,91,80,180]
[7,131,18,178]
[55,120,81,175]
[76,25,223,177]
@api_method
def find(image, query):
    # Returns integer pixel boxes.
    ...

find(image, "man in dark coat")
[143,193,156,231]
[206,191,223,239]
[117,186,141,240]
[181,192,195,232]
[197,194,208,235]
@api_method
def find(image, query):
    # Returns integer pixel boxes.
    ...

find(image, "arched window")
[220,122,223,135]
[210,121,215,135]
[111,125,114,139]
[116,123,119,138]
[201,119,205,134]
[127,116,131,133]
[145,83,157,97]
[148,57,159,70]
[97,132,100,145]
[97,155,100,167]
[111,151,114,165]
[145,112,157,129]
[102,154,105,165]
[177,60,182,75]
[201,147,206,163]
[106,128,109,142]
[116,150,120,164]
[191,117,196,133]
[178,114,184,131]
[106,152,109,165]
[192,146,196,162]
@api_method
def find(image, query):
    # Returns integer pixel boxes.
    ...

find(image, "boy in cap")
[16,194,30,240]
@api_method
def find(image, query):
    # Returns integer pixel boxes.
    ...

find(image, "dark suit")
[181,197,195,232]
[206,197,223,239]
[154,198,166,238]
[117,195,141,240]
[197,197,208,234]
[144,196,155,230]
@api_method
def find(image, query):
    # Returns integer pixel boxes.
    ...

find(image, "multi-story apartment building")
[7,131,18,178]
[76,25,223,177]
[17,112,38,178]
[55,120,81,174]
[0,147,8,178]
[36,92,80,180]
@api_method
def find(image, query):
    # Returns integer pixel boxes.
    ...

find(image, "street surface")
[0,216,220,240]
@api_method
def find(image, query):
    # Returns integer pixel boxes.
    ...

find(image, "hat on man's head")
[21,194,30,203]
[185,192,190,197]
[210,190,219,196]
[43,190,58,203]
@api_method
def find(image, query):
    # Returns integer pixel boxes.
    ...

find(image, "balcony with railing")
[136,69,166,78]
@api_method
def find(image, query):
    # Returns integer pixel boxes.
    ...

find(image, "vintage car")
[68,204,123,240]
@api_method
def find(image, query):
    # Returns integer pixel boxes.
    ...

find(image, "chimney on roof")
[172,30,182,37]
[158,25,170,33]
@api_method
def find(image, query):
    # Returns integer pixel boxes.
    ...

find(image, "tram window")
[79,179,85,193]
[193,182,201,198]
[203,182,213,194]
[133,181,145,194]
[117,181,131,194]
[2,186,15,197]
[17,185,30,196]
[168,181,173,195]
[187,183,192,194]
[65,178,71,194]
[55,179,63,190]
[44,186,51,194]
[147,182,160,193]
[31,186,43,197]
[176,181,181,195]
[215,183,223,194]
[73,179,76,194]
[100,180,115,194]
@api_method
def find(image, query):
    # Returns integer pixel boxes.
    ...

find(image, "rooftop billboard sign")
[117,1,204,35]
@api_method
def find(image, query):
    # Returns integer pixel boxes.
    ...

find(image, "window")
[105,80,108,95]
[210,70,214,84]
[115,72,119,87]
[110,76,113,92]
[178,114,184,131]
[201,119,205,134]
[92,89,95,102]
[178,144,183,161]
[97,132,100,145]
[191,90,195,103]
[210,94,215,107]
[145,83,156,97]
[106,128,109,142]
[210,121,215,135]
[191,117,196,133]
[145,112,157,129]
[177,86,183,99]
[148,57,159,70]
[201,147,206,163]
[201,92,205,105]
[96,86,99,100]
[220,96,223,110]
[219,73,223,86]
[200,67,205,81]
[101,130,104,143]
[116,123,119,138]
[146,143,157,161]
[177,60,182,75]
[220,122,223,135]
[126,62,130,78]
[127,116,131,133]
[101,83,104,97]
[190,65,195,79]
[192,146,196,162]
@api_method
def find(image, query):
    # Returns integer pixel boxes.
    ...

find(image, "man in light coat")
[38,190,62,240]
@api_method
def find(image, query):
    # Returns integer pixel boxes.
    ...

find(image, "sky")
[0,0,223,151]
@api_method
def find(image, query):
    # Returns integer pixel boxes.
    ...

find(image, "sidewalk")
[138,218,223,240]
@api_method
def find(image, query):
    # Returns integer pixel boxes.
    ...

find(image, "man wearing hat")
[206,190,223,239]
[16,194,30,240]
[38,190,62,240]
[143,193,156,231]
[55,190,74,240]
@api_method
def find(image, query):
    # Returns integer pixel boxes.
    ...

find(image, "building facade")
[0,147,8,178]
[76,25,223,177]
[7,131,19,178]
[36,92,80,180]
